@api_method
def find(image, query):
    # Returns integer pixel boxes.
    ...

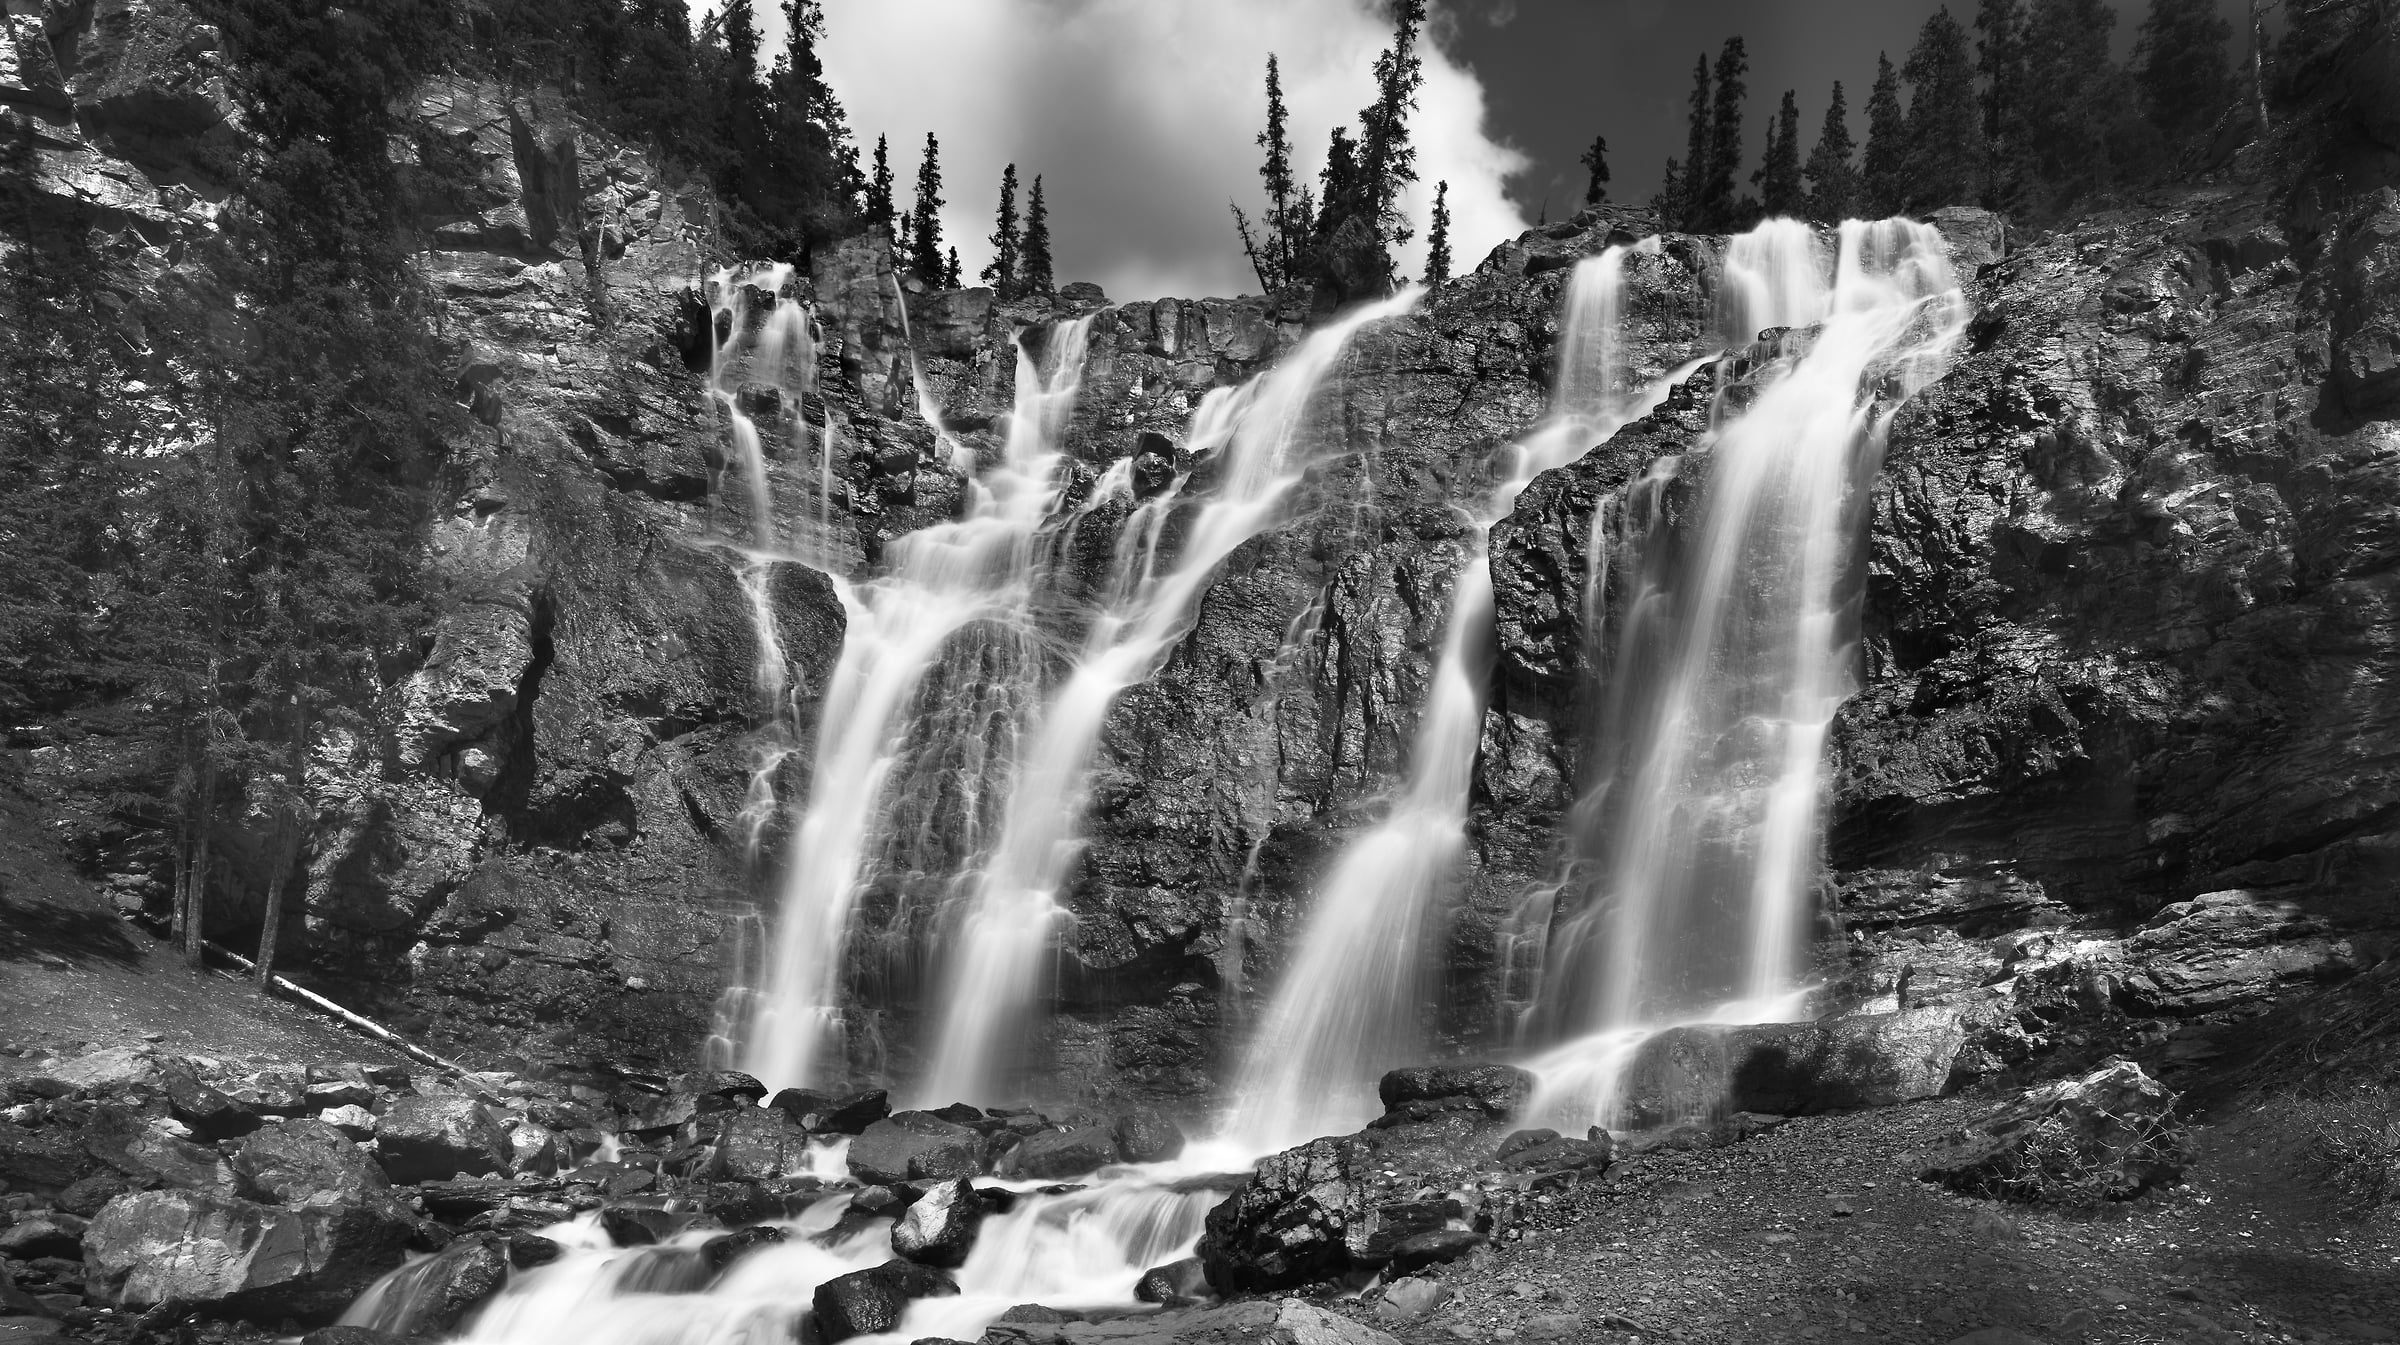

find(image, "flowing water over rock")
[1226,246,1672,1149]
[1523,219,1969,1129]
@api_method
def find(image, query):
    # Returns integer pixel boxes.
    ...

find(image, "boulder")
[341,1233,509,1339]
[1006,1125,1118,1180]
[376,1096,510,1184]
[231,1119,392,1207]
[81,1187,410,1322]
[1920,1059,2185,1203]
[1112,1109,1186,1164]
[319,1106,379,1140]
[55,1174,132,1217]
[765,1087,888,1135]
[979,1299,1399,1345]
[1375,1064,1532,1123]
[79,1107,231,1190]
[1195,1137,1364,1292]
[1375,1275,1451,1323]
[164,1069,259,1141]
[699,1224,783,1270]
[1133,1256,1210,1306]
[0,1123,88,1190]
[846,1112,982,1184]
[708,1107,813,1180]
[1618,1027,1737,1127]
[41,1047,163,1094]
[0,1214,84,1260]
[1727,1007,1967,1113]
[810,1259,958,1342]
[888,1177,986,1268]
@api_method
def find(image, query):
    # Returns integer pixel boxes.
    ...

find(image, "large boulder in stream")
[845,1111,983,1184]
[888,1177,989,1267]
[340,1233,511,1339]
[810,1258,959,1341]
[1616,1007,1969,1124]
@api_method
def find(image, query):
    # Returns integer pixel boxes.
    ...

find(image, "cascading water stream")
[1224,245,1676,1149]
[918,289,1425,1106]
[735,316,1095,1093]
[1522,218,1968,1129]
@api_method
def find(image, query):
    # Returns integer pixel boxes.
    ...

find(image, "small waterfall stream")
[735,316,1095,1093]
[1226,245,1671,1148]
[920,289,1425,1106]
[1523,219,1968,1128]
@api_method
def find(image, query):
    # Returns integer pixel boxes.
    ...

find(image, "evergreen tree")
[2022,0,2145,205]
[1355,0,1428,262]
[1803,81,1860,222]
[1318,125,1365,236]
[761,0,858,249]
[1651,157,1686,225]
[2136,0,2235,154]
[1260,54,1305,285]
[1020,174,1055,295]
[1579,133,1610,205]
[1903,7,1985,209]
[909,131,944,281]
[982,163,1020,296]
[1860,52,1910,216]
[1695,37,1749,231]
[1975,0,2034,211]
[1753,90,1804,217]
[944,246,961,289]
[1669,55,1711,229]
[1424,180,1452,282]
[866,133,896,238]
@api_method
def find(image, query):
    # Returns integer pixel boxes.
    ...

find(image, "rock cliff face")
[7,1,2395,1100]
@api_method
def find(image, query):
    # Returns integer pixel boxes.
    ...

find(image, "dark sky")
[1446,0,2259,216]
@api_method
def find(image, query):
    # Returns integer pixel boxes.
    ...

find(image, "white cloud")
[702,0,1531,301]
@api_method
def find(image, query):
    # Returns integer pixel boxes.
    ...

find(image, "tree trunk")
[184,822,209,968]
[170,824,190,947]
[2251,0,2273,133]
[256,693,309,988]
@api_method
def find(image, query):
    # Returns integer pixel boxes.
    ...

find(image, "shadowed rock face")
[9,1,2396,1099]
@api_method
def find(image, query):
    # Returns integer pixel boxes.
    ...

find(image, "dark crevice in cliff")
[484,588,557,844]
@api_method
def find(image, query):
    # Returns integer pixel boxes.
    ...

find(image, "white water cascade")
[919,288,1425,1106]
[1523,218,1968,1129]
[734,316,1096,1093]
[1224,245,1679,1149]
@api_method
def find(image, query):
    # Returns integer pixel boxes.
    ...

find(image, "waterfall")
[917,289,1424,1106]
[1524,218,1968,1128]
[1225,246,1673,1149]
[734,316,1096,1093]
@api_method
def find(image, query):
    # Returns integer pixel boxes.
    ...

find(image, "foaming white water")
[347,1151,1251,1345]
[1525,218,1967,1131]
[919,289,1425,1106]
[1226,247,1677,1150]
[735,317,1095,1092]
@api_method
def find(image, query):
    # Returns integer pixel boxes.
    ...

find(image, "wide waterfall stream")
[346,218,1966,1344]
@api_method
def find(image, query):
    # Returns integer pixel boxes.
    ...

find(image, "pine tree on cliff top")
[1903,7,1986,210]
[983,163,1020,297]
[866,134,895,238]
[1259,54,1303,286]
[943,245,961,289]
[1860,52,1908,216]
[1356,0,1428,258]
[1580,134,1610,205]
[1424,179,1453,283]
[1975,0,2034,213]
[1696,36,1749,231]
[2136,0,2236,155]
[1802,81,1860,223]
[1753,90,1804,217]
[1670,53,1711,228]
[909,131,944,282]
[1021,174,1054,295]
